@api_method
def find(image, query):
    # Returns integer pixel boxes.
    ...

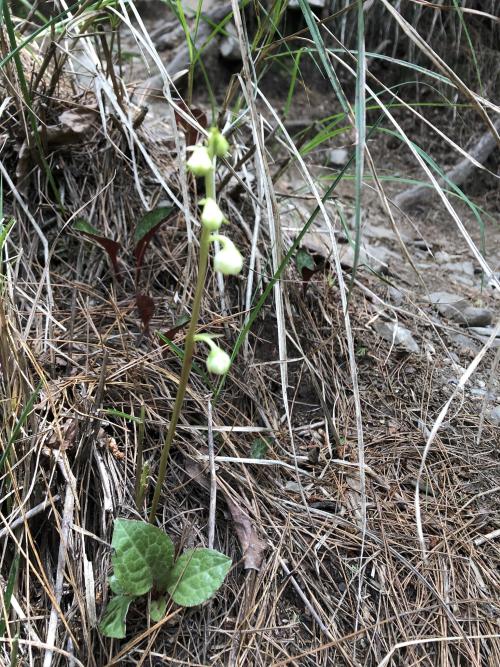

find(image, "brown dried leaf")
[184,459,266,571]
[45,108,98,147]
[16,108,98,187]
[46,418,79,451]
[59,108,98,133]
[224,495,267,571]
[173,99,208,147]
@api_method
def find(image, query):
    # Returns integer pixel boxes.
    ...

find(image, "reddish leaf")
[173,99,208,147]
[134,207,175,283]
[136,293,155,333]
[73,218,121,276]
[160,314,190,342]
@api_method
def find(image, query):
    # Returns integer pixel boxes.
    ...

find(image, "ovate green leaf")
[73,218,102,236]
[295,247,315,276]
[99,595,135,639]
[250,437,269,459]
[111,519,174,596]
[150,595,168,622]
[167,548,231,607]
[134,206,173,244]
[109,574,125,595]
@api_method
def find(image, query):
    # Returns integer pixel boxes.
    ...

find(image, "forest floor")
[1,4,499,667]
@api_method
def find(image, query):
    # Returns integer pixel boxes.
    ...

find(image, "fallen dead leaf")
[185,459,267,571]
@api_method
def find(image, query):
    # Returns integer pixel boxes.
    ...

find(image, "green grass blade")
[104,409,143,424]
[0,554,20,636]
[9,636,19,667]
[284,47,304,118]
[451,0,483,96]
[2,0,61,206]
[348,0,367,298]
[297,0,349,114]
[0,382,42,475]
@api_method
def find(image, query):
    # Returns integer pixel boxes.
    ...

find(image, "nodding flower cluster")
[186,128,242,375]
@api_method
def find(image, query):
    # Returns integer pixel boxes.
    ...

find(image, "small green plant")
[73,206,175,332]
[99,128,241,639]
[99,519,231,638]
[250,437,270,459]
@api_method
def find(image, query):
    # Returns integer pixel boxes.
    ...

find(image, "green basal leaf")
[167,548,231,607]
[73,218,101,236]
[111,519,175,596]
[99,594,135,639]
[295,247,315,275]
[150,595,168,623]
[109,574,125,595]
[0,554,19,636]
[250,437,269,459]
[134,206,173,245]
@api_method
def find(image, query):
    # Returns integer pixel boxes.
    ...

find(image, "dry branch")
[141,4,234,99]
[394,118,500,210]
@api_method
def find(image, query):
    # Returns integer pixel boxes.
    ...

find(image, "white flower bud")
[206,346,231,375]
[186,145,212,176]
[208,128,230,158]
[201,198,224,231]
[213,238,243,275]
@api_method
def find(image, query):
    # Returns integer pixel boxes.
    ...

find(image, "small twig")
[6,594,42,643]
[474,528,500,547]
[415,320,500,559]
[476,345,500,446]
[197,454,314,477]
[0,639,85,667]
[196,454,379,479]
[378,634,500,667]
[93,447,114,514]
[0,495,60,539]
[278,556,334,640]
[134,402,146,507]
[43,454,76,667]
[207,397,217,550]
[394,118,500,210]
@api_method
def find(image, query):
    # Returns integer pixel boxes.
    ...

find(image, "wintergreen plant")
[99,519,231,638]
[100,128,240,638]
[148,127,243,522]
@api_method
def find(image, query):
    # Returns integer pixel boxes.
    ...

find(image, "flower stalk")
[149,128,241,523]
[148,216,211,522]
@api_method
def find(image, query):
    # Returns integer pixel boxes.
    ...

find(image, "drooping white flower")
[186,145,212,176]
[201,198,224,231]
[194,333,232,375]
[212,236,243,276]
[206,346,232,375]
